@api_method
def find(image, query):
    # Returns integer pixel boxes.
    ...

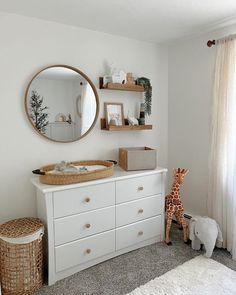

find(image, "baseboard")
[170,212,193,224]
[184,213,192,219]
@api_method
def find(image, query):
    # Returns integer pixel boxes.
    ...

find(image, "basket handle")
[106,160,117,165]
[32,169,46,175]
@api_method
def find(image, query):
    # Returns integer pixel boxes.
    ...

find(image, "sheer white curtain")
[80,83,96,135]
[208,35,236,259]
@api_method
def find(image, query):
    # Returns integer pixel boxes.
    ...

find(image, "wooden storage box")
[119,147,157,171]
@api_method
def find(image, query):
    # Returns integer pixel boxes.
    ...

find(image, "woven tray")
[33,160,114,185]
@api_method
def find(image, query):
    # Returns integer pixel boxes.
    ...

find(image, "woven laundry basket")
[0,218,44,295]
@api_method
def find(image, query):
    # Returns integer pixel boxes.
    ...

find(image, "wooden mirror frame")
[24,64,99,143]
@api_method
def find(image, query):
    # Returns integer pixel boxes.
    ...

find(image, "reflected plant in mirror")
[25,65,99,143]
[29,90,49,134]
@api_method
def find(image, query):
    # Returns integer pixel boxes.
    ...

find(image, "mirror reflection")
[25,66,99,142]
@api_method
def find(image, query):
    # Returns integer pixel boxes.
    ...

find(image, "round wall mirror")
[25,65,99,142]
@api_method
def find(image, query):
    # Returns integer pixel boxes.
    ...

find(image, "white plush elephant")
[189,216,223,258]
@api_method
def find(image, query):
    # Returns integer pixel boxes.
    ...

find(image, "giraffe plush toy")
[165,168,189,245]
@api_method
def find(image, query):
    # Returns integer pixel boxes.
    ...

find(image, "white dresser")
[31,166,167,285]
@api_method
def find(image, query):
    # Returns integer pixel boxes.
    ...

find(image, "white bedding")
[48,165,107,174]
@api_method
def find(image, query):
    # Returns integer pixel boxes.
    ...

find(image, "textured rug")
[127,255,236,295]
[35,224,236,295]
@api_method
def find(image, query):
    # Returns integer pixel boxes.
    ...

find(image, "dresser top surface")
[31,166,167,193]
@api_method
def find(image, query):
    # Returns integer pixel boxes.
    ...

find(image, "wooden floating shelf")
[99,77,144,92]
[100,118,152,131]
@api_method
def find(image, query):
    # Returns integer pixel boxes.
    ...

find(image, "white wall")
[0,13,168,223]
[168,23,236,216]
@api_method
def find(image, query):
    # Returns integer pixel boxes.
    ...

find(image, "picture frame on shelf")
[104,102,125,126]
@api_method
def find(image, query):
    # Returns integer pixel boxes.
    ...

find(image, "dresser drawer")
[116,216,162,250]
[116,195,164,227]
[55,230,115,272]
[54,206,115,246]
[116,173,162,204]
[53,182,115,218]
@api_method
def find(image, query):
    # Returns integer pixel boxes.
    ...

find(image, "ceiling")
[1,0,236,43]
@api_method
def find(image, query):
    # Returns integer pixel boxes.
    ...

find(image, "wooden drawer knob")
[85,223,91,229]
[138,231,144,236]
[86,248,91,254]
[138,208,144,214]
[85,197,91,203]
[138,186,144,191]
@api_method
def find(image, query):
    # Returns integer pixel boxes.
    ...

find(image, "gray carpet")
[36,224,236,295]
